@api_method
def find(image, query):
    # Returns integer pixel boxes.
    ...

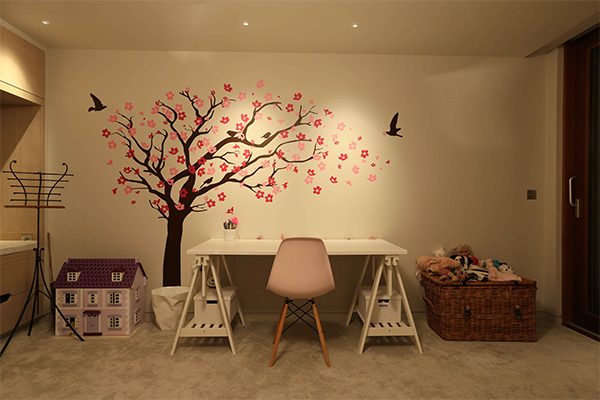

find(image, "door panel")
[562,27,599,340]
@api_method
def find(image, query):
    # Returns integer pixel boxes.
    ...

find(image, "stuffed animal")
[433,247,447,258]
[496,262,515,274]
[427,263,442,275]
[450,255,473,271]
[416,256,460,272]
[448,244,479,265]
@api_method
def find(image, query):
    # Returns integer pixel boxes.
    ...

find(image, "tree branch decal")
[99,82,393,286]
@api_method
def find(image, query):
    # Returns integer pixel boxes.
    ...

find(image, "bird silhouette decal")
[385,112,403,138]
[88,93,107,112]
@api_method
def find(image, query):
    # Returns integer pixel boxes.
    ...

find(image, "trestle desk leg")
[170,261,201,355]
[345,255,370,326]
[393,261,423,353]
[358,257,384,354]
[220,255,245,326]
[210,259,236,354]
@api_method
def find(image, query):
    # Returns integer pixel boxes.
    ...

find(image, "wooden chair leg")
[312,300,331,367]
[274,298,288,344]
[270,299,289,367]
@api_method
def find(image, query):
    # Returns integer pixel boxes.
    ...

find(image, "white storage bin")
[194,286,238,325]
[357,286,402,323]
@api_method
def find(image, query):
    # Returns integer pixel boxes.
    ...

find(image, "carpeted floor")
[0,313,598,400]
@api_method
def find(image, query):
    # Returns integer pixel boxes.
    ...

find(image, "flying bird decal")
[88,93,107,112]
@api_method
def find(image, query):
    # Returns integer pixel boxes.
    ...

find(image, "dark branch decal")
[97,81,398,286]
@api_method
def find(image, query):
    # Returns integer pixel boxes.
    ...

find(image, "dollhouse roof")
[54,258,147,289]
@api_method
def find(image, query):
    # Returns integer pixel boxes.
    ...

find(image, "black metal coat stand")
[1,160,84,357]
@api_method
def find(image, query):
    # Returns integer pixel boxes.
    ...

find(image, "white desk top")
[187,238,407,256]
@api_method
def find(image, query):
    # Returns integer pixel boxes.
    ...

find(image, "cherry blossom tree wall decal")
[99,81,393,286]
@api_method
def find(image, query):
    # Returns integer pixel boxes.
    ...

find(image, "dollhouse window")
[108,316,121,329]
[108,292,121,305]
[64,292,77,304]
[134,309,141,324]
[64,316,79,328]
[135,287,140,301]
[88,293,98,304]
[67,272,80,282]
[111,272,124,282]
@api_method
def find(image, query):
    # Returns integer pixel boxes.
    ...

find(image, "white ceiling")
[1,1,598,57]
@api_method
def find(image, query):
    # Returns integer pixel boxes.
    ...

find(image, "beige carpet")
[0,314,598,400]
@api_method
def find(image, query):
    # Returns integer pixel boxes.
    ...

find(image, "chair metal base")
[270,298,331,367]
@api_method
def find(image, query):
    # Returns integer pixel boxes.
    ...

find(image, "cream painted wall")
[46,49,548,315]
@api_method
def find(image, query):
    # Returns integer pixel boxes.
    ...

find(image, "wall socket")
[21,233,33,241]
[527,189,537,200]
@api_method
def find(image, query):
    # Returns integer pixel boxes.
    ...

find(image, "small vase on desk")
[224,229,237,241]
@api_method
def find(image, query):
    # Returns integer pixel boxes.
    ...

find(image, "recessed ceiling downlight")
[352,23,359,28]
[42,20,51,25]
[242,21,250,26]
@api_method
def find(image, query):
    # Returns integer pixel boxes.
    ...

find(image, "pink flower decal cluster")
[99,80,390,216]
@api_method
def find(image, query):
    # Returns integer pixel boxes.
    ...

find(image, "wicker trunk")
[421,272,537,341]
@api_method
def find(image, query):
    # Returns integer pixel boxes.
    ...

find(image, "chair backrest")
[267,237,335,299]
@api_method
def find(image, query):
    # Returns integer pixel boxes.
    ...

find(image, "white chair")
[266,237,335,367]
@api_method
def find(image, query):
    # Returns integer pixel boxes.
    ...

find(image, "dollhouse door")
[84,312,100,335]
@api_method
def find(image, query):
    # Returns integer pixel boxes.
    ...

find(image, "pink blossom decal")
[96,84,396,287]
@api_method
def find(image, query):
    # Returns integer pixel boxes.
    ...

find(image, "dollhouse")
[54,258,147,337]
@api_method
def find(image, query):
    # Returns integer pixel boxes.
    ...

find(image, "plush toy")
[438,268,452,281]
[448,244,479,265]
[496,262,515,274]
[433,247,447,258]
[427,263,441,275]
[416,256,461,273]
[450,254,473,271]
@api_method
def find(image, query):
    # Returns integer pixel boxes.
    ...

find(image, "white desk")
[171,238,422,355]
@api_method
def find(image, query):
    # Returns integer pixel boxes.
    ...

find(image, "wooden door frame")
[562,27,599,340]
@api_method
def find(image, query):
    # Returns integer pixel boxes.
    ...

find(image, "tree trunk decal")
[163,210,187,286]
[97,81,396,286]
